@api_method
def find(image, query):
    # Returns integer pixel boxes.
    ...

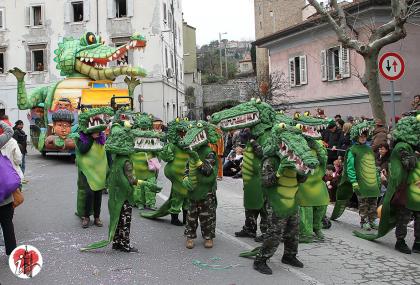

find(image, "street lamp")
[219,32,227,77]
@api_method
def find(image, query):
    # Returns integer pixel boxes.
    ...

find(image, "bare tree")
[244,71,293,108]
[308,0,419,122]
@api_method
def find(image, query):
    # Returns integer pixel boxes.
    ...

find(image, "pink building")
[255,1,420,120]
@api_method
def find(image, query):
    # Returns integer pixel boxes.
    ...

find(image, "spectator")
[239,128,251,147]
[0,121,17,256]
[0,115,12,129]
[324,121,343,164]
[412,95,420,110]
[336,118,345,130]
[231,130,241,148]
[223,130,234,159]
[371,119,388,153]
[347,116,354,124]
[223,146,243,177]
[375,143,390,200]
[323,164,339,202]
[13,120,28,177]
[334,114,342,122]
[339,122,353,156]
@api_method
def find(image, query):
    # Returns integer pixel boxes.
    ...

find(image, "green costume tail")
[239,246,261,258]
[330,199,349,220]
[140,198,172,219]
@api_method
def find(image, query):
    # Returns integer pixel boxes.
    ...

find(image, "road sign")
[379,52,405,81]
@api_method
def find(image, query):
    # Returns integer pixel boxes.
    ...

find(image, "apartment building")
[0,0,185,126]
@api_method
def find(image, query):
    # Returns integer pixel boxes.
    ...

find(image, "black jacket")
[13,128,27,154]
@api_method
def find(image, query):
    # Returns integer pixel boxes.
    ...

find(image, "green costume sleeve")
[346,151,357,184]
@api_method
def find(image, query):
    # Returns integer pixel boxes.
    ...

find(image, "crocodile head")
[271,123,319,174]
[210,99,276,136]
[167,118,191,146]
[105,124,134,155]
[350,120,375,141]
[78,107,114,134]
[179,121,220,150]
[113,107,137,128]
[54,32,147,80]
[393,113,420,148]
[275,110,295,125]
[293,111,329,140]
[131,113,164,152]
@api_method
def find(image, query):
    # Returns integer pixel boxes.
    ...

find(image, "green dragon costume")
[141,118,191,225]
[75,107,114,219]
[239,123,318,265]
[331,121,380,222]
[294,112,330,242]
[131,113,164,210]
[211,99,277,238]
[9,32,147,153]
[181,121,220,248]
[354,114,420,253]
[81,123,161,252]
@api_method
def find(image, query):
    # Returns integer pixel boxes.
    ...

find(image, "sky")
[182,0,255,46]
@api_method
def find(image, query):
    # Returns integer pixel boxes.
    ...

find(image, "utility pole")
[219,32,223,77]
[171,0,179,117]
[224,41,228,78]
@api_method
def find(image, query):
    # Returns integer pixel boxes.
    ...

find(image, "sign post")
[379,52,405,128]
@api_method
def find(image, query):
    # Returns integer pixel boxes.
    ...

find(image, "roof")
[254,0,390,47]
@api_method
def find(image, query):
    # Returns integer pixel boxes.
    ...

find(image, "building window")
[0,9,4,29]
[288,55,307,87]
[25,5,44,27]
[116,0,127,18]
[0,52,4,74]
[321,45,350,81]
[165,47,168,69]
[32,50,45,72]
[170,51,174,69]
[163,3,167,23]
[72,2,84,22]
[173,104,176,119]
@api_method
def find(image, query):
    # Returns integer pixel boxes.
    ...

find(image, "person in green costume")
[294,112,331,243]
[131,113,163,210]
[141,118,191,226]
[75,107,114,228]
[331,121,380,231]
[354,114,420,254]
[240,123,319,275]
[80,123,162,252]
[211,99,277,240]
[180,120,220,249]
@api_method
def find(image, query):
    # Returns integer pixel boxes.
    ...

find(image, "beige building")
[254,0,305,81]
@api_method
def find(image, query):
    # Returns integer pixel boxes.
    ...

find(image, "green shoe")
[369,221,379,230]
[314,230,325,241]
[299,235,313,243]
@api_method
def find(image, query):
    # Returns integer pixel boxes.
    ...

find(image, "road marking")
[156,192,325,285]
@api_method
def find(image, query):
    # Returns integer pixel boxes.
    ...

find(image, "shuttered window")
[0,9,4,29]
[321,45,351,82]
[289,55,307,87]
[25,5,45,27]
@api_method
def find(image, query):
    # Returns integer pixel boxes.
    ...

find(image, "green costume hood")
[179,121,220,150]
[78,107,114,134]
[294,111,329,140]
[349,120,374,141]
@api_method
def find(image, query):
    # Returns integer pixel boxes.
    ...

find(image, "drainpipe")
[96,0,99,34]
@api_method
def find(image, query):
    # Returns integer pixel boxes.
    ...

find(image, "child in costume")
[354,114,420,254]
[240,123,319,275]
[81,123,162,253]
[181,121,220,249]
[130,113,162,210]
[76,107,113,228]
[141,118,191,226]
[331,121,380,230]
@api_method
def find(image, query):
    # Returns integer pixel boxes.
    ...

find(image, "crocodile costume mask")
[9,32,147,153]
[78,107,114,134]
[179,121,220,150]
[294,112,329,140]
[331,120,379,220]
[354,114,420,241]
[141,118,192,221]
[211,99,277,211]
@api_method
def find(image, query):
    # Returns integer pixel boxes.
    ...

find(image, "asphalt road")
[0,150,419,285]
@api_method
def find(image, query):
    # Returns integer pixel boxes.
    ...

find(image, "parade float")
[9,32,147,156]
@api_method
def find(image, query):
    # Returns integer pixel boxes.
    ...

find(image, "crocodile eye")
[278,123,286,129]
[256,98,261,103]
[86,32,97,45]
[296,124,304,130]
[176,118,180,123]
[250,98,256,102]
[184,118,189,122]
[294,112,301,119]
[197,122,203,128]
[417,114,420,122]
[304,111,310,117]
[188,124,193,129]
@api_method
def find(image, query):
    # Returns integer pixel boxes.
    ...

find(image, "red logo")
[9,245,43,279]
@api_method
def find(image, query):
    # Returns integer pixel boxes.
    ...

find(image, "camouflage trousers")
[257,206,299,260]
[112,201,132,251]
[242,202,269,235]
[357,196,377,224]
[395,207,420,241]
[184,191,217,240]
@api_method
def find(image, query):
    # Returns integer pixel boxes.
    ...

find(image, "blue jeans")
[21,154,26,174]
